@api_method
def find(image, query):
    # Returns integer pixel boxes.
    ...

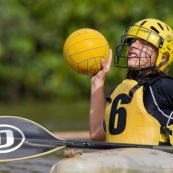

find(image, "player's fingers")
[101,58,106,69]
[106,49,112,68]
[101,49,112,72]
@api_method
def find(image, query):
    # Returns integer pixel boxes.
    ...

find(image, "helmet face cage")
[114,26,160,70]
[114,32,128,68]
[114,19,173,71]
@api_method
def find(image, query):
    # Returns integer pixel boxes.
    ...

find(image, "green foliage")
[0,0,173,101]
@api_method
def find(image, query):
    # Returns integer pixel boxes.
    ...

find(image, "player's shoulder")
[154,76,173,88]
[157,76,173,82]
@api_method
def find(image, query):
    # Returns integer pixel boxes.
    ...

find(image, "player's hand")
[91,49,112,84]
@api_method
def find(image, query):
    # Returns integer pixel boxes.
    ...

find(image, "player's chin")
[128,63,143,70]
[128,61,139,69]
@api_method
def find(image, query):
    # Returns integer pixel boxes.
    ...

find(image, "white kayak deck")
[50,148,173,173]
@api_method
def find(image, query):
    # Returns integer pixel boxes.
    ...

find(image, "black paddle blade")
[0,116,66,162]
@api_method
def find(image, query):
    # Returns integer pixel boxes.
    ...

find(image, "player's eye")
[126,38,136,45]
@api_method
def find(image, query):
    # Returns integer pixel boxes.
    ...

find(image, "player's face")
[127,38,157,69]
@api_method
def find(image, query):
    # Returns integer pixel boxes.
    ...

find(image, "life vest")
[104,79,173,145]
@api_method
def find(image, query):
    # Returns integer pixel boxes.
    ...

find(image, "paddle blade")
[0,116,65,162]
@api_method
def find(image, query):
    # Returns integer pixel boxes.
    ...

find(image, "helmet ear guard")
[115,18,173,71]
[157,34,173,71]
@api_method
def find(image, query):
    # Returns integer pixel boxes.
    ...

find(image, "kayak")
[50,148,173,173]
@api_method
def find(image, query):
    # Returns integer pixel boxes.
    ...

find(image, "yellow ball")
[63,28,110,75]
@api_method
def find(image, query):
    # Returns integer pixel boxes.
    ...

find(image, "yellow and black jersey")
[104,76,173,145]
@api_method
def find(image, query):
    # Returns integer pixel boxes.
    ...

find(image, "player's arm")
[89,49,112,141]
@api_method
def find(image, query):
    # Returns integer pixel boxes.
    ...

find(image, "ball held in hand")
[63,28,110,75]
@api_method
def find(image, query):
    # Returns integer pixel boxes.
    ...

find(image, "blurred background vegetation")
[0,0,173,102]
[2,2,173,171]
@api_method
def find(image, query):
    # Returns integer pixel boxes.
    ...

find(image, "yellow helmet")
[115,18,173,71]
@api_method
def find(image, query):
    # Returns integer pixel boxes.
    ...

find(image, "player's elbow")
[90,130,106,141]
